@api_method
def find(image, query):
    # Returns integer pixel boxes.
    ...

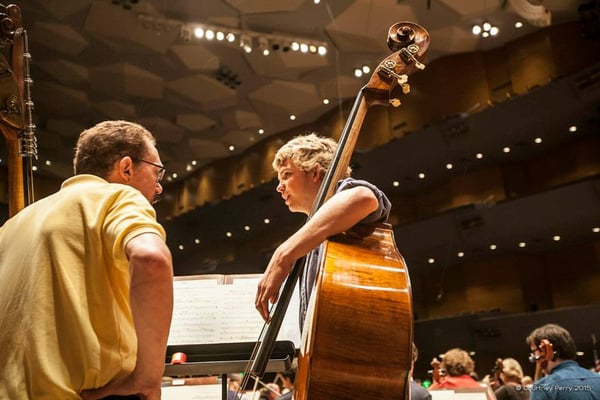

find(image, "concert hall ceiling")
[2,0,599,278]
[9,0,584,180]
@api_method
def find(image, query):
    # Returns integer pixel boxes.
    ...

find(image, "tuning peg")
[401,83,410,94]
[389,98,401,107]
[400,46,426,70]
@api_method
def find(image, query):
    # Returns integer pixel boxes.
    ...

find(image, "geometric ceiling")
[2,0,585,181]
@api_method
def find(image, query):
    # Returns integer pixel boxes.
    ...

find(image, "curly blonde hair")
[441,348,475,376]
[272,132,351,178]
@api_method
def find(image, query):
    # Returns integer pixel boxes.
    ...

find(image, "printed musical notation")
[167,274,301,347]
[162,382,221,400]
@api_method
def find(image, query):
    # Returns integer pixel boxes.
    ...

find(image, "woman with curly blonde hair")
[429,348,482,389]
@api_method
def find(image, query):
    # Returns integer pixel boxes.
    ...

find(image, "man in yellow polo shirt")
[0,120,173,400]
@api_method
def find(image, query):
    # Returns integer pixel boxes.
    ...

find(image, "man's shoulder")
[551,361,600,378]
[411,381,432,400]
[336,177,377,190]
[534,363,600,399]
[63,174,148,202]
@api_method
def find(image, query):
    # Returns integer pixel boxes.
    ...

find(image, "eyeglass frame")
[528,346,544,364]
[131,158,166,182]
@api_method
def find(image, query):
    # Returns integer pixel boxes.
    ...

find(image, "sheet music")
[162,385,261,400]
[430,386,494,400]
[167,274,301,347]
[162,383,221,400]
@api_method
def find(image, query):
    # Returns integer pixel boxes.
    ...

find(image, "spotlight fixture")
[472,20,499,38]
[179,25,193,42]
[193,27,204,39]
[137,14,328,57]
[240,34,252,53]
[354,64,371,78]
[258,37,270,56]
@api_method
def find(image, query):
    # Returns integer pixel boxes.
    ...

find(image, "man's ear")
[311,165,323,181]
[116,156,134,182]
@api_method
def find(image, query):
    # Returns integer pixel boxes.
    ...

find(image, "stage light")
[193,27,204,39]
[240,34,252,53]
[140,13,329,57]
[258,37,270,56]
[472,20,499,38]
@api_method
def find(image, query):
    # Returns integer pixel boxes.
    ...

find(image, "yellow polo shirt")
[0,175,166,399]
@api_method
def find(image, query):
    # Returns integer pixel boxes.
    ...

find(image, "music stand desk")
[164,341,296,400]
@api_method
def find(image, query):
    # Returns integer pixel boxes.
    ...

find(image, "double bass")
[0,3,36,217]
[243,22,429,399]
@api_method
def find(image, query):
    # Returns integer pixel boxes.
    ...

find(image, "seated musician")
[428,348,483,390]
[254,132,391,328]
[526,323,600,400]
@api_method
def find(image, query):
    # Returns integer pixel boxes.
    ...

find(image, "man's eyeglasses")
[528,351,543,364]
[133,158,166,183]
[528,346,544,364]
